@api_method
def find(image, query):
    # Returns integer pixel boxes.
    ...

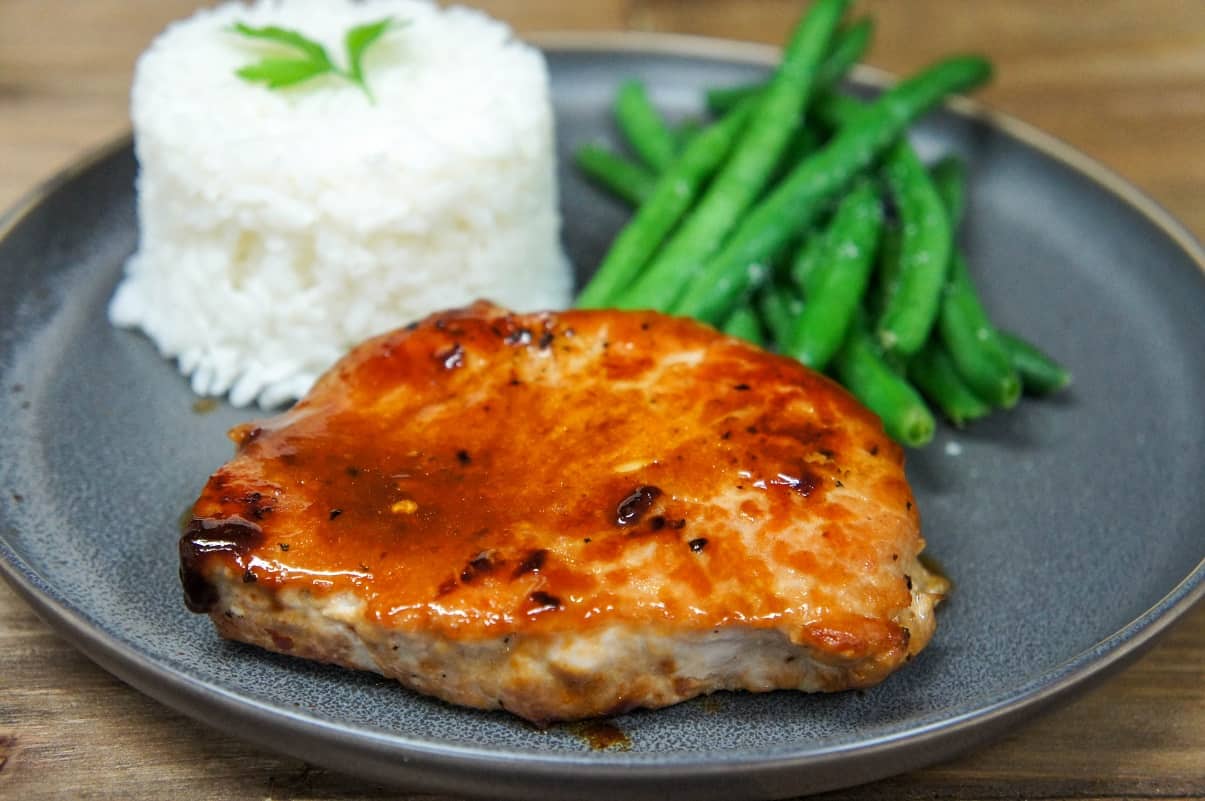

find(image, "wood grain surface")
[1,1,1202,800]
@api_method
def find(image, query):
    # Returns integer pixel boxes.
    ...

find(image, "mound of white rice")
[110,0,569,408]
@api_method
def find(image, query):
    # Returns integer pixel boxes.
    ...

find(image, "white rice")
[109,0,569,408]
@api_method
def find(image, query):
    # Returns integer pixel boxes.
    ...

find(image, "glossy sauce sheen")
[183,303,917,646]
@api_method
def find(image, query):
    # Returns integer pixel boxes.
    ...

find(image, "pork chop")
[180,301,947,723]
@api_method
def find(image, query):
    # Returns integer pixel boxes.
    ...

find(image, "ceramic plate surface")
[1,34,1202,801]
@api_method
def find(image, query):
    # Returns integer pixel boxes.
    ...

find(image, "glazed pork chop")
[181,302,947,723]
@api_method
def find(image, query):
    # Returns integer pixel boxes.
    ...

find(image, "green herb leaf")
[236,58,334,89]
[230,23,333,68]
[345,17,394,86]
[230,17,398,101]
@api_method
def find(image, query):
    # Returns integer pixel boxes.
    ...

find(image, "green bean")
[811,93,955,356]
[816,16,875,88]
[832,315,936,447]
[937,252,1021,408]
[809,90,861,127]
[757,283,804,347]
[613,0,848,311]
[706,26,853,189]
[790,227,829,289]
[930,156,968,226]
[869,223,902,319]
[575,100,755,309]
[614,79,678,171]
[908,338,992,426]
[874,139,952,356]
[774,125,824,181]
[998,330,1071,395]
[809,105,959,349]
[811,93,909,321]
[671,55,993,324]
[574,144,657,206]
[704,17,875,114]
[784,180,883,369]
[722,303,766,346]
[675,119,706,150]
[705,84,761,117]
[705,84,762,117]
[926,157,1022,408]
[909,155,967,347]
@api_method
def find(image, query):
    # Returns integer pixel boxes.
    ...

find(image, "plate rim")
[1,29,1203,797]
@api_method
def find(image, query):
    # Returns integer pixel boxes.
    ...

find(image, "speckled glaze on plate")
[0,34,1202,801]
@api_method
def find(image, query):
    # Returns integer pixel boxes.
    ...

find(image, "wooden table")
[1,2,1202,798]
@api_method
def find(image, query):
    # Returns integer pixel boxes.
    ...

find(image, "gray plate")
[1,33,1202,801]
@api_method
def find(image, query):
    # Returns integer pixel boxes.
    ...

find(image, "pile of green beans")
[572,1,1069,448]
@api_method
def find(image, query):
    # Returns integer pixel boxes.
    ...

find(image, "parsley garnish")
[230,17,398,102]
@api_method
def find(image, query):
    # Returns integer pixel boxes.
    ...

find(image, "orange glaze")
[181,302,918,644]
